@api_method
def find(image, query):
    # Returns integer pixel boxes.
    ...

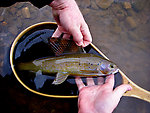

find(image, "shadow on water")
[0,24,78,113]
[1,22,150,113]
[0,22,124,113]
[0,0,150,112]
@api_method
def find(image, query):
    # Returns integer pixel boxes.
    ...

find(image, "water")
[0,0,150,113]
[12,23,122,97]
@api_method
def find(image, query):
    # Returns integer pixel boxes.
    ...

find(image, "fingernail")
[77,41,83,46]
[127,86,132,91]
[83,42,90,47]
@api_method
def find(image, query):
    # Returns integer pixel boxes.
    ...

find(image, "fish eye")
[109,64,114,68]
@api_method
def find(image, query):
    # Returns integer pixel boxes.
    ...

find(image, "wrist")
[49,0,71,10]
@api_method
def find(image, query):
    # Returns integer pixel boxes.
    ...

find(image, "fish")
[17,53,118,85]
[17,37,118,85]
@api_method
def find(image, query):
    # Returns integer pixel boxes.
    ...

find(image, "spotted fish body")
[17,37,118,85]
[18,53,118,85]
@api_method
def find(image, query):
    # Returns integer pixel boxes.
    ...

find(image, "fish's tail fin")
[16,62,40,72]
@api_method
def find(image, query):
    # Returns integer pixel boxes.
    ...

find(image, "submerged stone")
[22,7,31,18]
[96,0,114,9]
[123,2,132,9]
[125,16,137,29]
[0,16,4,22]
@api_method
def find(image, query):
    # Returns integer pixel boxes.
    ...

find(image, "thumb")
[113,84,132,99]
[52,9,61,25]
[70,27,83,46]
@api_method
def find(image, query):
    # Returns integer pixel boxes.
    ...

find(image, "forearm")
[0,0,53,8]
[49,0,70,9]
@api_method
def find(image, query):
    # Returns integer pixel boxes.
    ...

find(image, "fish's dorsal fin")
[52,72,69,85]
[49,35,85,56]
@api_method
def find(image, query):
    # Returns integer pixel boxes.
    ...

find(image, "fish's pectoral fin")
[52,72,69,85]
[34,70,49,89]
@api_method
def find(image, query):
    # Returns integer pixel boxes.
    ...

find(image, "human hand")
[75,75,132,113]
[49,0,92,47]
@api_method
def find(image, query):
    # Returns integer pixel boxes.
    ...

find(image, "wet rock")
[81,8,90,16]
[0,8,4,14]
[138,13,149,24]
[16,18,22,28]
[0,61,3,67]
[8,26,18,36]
[132,0,147,11]
[16,10,22,17]
[110,24,122,34]
[128,31,139,42]
[123,2,132,9]
[91,0,99,10]
[99,10,110,17]
[0,33,7,37]
[13,2,24,9]
[39,6,53,20]
[126,9,137,17]
[29,6,39,19]
[116,10,127,21]
[76,0,91,8]
[0,38,3,42]
[1,21,7,26]
[111,4,127,21]
[125,16,137,29]
[9,7,17,15]
[110,18,122,34]
[22,7,31,18]
[96,0,114,9]
[112,18,119,26]
[0,16,4,22]
[0,53,4,60]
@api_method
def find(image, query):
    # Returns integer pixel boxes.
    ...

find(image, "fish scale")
[17,53,118,85]
[17,38,118,85]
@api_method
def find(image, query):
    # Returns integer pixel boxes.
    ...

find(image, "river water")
[0,0,150,113]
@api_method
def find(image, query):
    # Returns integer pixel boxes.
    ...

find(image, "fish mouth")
[112,69,119,75]
[100,68,119,75]
[100,70,108,75]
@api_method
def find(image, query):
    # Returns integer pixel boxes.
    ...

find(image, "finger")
[104,74,114,89]
[80,23,92,47]
[62,33,71,40]
[52,9,61,25]
[86,77,95,86]
[75,77,85,90]
[113,84,132,99]
[70,26,83,46]
[52,26,71,39]
[97,77,104,85]
[52,27,62,37]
